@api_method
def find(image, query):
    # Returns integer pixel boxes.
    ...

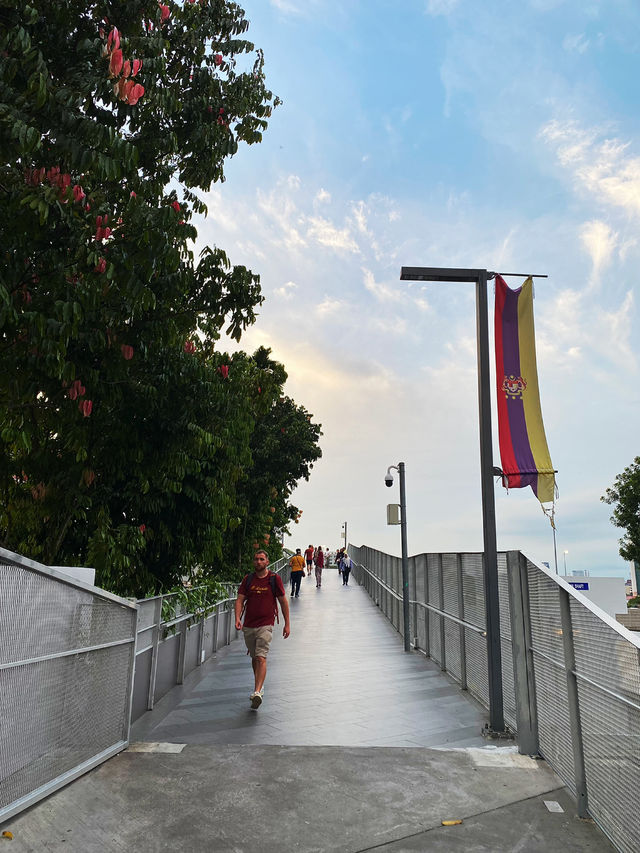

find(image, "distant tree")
[221,347,322,577]
[601,457,640,566]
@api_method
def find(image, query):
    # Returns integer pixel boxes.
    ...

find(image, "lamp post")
[563,550,568,574]
[400,265,506,733]
[342,521,348,548]
[385,463,411,652]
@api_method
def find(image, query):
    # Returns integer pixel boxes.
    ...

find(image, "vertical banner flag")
[494,275,556,504]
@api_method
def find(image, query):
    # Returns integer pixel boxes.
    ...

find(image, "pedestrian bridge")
[1,545,637,852]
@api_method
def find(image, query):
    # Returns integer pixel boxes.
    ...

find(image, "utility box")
[387,504,401,525]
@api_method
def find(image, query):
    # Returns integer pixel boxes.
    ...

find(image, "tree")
[220,347,322,577]
[601,457,640,566]
[0,2,323,596]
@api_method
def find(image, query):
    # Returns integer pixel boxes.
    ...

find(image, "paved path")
[3,568,617,852]
[132,567,490,748]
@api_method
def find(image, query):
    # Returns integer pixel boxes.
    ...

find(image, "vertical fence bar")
[212,603,220,653]
[456,553,467,690]
[176,617,188,685]
[559,585,589,817]
[506,551,539,754]
[424,555,430,658]
[198,604,206,667]
[411,556,418,648]
[147,596,163,711]
[438,553,446,672]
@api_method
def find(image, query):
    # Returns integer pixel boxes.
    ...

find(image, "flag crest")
[494,275,555,504]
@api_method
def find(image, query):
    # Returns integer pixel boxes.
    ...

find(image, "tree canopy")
[602,457,640,567]
[1,1,321,595]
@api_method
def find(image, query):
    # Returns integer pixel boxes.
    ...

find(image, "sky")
[194,0,639,578]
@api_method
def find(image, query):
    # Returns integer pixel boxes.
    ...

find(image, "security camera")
[384,473,394,488]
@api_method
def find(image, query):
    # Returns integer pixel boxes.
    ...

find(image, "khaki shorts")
[243,625,274,659]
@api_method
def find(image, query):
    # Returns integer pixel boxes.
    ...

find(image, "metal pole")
[553,524,558,574]
[559,586,589,817]
[399,462,411,652]
[476,269,505,732]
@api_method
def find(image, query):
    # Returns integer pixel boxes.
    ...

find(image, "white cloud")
[580,220,617,284]
[363,268,400,303]
[274,281,298,300]
[306,216,360,253]
[425,0,459,15]
[540,120,640,216]
[315,188,331,204]
[316,296,347,316]
[562,33,590,53]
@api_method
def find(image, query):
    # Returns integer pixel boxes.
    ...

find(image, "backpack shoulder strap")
[269,571,280,624]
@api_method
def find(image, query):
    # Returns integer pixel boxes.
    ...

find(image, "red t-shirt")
[238,571,285,628]
[304,547,314,562]
[316,550,324,568]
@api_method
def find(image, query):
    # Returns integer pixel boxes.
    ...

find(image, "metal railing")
[131,556,291,721]
[0,547,137,823]
[349,544,640,853]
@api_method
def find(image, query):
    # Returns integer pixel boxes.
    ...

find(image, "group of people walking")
[234,544,355,712]
[288,545,352,593]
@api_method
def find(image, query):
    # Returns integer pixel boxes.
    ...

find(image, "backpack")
[242,570,280,623]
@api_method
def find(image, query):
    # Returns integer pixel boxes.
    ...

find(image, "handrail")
[355,559,486,637]
[412,599,487,637]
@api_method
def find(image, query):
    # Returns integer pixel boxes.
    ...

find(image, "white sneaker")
[250,690,263,710]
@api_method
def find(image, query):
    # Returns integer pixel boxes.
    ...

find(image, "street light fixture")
[563,550,569,574]
[385,463,411,652]
[399,265,506,733]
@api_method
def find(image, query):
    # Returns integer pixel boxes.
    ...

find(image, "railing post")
[147,596,163,711]
[456,553,467,690]
[411,556,418,649]
[438,553,446,671]
[506,551,539,755]
[226,601,232,646]
[559,585,589,817]
[424,554,430,658]
[212,602,220,653]
[197,599,206,667]
[176,617,188,685]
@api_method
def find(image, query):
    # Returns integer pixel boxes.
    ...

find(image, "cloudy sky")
[195,0,639,577]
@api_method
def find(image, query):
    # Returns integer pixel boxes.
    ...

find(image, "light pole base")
[481,723,514,740]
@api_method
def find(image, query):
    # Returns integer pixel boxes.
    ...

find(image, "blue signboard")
[568,581,589,591]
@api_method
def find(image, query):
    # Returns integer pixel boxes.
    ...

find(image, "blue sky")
[195,0,639,577]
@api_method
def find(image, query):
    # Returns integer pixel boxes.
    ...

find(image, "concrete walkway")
[2,568,616,852]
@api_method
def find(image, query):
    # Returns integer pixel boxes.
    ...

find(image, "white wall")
[50,566,96,585]
[560,576,627,618]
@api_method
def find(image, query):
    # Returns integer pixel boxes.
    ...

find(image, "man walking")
[289,548,305,597]
[235,550,290,710]
[304,544,314,575]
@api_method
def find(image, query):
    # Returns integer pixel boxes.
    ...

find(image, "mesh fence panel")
[0,557,135,820]
[465,626,489,707]
[525,563,576,792]
[460,554,486,629]
[569,598,640,853]
[497,553,517,732]
[444,619,462,683]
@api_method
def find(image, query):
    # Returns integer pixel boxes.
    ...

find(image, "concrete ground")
[1,568,616,852]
